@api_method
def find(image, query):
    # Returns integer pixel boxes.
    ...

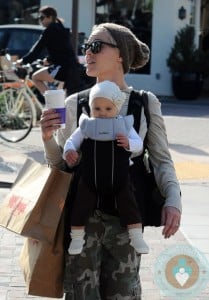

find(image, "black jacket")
[22,22,78,67]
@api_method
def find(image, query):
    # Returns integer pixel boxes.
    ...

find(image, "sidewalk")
[0,186,191,300]
[1,186,208,300]
[140,143,209,299]
[1,118,209,299]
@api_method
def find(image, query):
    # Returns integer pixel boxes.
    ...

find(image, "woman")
[17,6,82,95]
[40,22,182,299]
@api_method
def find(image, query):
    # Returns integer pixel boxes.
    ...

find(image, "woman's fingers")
[161,206,181,238]
[40,109,61,140]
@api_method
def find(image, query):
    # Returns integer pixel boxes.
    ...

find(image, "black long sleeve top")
[22,22,78,67]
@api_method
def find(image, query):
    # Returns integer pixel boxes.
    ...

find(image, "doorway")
[95,0,153,74]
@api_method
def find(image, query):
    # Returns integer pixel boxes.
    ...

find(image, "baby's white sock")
[68,229,85,255]
[128,228,149,254]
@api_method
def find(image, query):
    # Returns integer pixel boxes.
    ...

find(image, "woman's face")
[38,14,53,28]
[85,28,123,81]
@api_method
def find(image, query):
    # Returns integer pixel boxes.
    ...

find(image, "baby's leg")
[69,179,97,255]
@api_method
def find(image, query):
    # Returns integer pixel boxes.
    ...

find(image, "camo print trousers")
[64,210,142,300]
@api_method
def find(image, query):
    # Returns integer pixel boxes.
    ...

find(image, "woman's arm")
[21,33,46,64]
[144,92,181,237]
[144,92,181,209]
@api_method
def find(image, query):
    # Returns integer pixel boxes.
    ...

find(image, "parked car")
[0,24,45,59]
[0,24,86,63]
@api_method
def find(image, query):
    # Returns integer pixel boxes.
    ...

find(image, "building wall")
[41,0,95,33]
[126,0,201,96]
[41,0,72,28]
[41,0,201,96]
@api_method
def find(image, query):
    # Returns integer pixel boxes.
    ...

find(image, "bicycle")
[0,49,95,143]
[0,50,44,143]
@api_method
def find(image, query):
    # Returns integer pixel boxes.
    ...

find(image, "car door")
[0,29,9,51]
[6,28,44,57]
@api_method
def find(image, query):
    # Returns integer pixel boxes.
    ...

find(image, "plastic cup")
[44,89,66,128]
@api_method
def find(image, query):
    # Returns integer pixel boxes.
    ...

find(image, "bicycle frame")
[0,51,63,142]
[1,78,43,126]
[0,84,34,142]
[3,84,37,126]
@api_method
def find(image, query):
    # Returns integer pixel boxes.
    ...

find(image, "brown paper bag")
[0,158,72,243]
[19,215,65,298]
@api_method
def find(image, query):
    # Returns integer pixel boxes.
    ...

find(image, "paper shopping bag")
[19,214,64,298]
[0,158,72,243]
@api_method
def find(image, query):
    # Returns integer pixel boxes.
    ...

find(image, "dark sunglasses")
[81,40,118,55]
[38,15,46,21]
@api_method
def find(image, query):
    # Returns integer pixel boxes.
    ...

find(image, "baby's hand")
[65,150,79,166]
[116,133,129,149]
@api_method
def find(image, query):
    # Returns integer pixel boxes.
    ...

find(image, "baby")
[63,80,149,255]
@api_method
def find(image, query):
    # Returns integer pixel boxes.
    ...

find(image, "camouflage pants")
[64,210,142,300]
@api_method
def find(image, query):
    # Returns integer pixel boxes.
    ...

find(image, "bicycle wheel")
[0,88,33,142]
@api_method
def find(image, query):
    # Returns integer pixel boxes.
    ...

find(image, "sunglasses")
[81,41,118,55]
[38,15,46,21]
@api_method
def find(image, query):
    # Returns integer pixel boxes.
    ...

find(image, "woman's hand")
[40,108,61,141]
[15,58,23,67]
[116,134,129,149]
[161,206,181,238]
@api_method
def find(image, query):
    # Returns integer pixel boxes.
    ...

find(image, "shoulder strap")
[141,90,150,128]
[77,88,91,126]
[128,90,150,132]
[140,90,150,148]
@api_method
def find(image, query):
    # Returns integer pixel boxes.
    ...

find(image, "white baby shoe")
[128,228,149,254]
[68,229,85,255]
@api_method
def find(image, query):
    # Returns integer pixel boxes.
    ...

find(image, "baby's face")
[91,97,118,118]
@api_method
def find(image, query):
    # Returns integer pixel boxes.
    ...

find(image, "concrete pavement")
[1,98,209,299]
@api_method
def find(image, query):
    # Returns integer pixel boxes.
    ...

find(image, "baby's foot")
[68,229,85,255]
[68,238,85,255]
[128,228,149,254]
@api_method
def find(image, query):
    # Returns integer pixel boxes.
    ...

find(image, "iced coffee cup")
[44,89,66,128]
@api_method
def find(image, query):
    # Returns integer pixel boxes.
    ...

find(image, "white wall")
[126,0,201,96]
[41,0,72,28]
[41,0,95,35]
[78,0,95,37]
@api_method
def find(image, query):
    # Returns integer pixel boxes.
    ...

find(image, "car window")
[7,29,41,53]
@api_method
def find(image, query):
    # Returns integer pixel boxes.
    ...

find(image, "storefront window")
[95,0,153,74]
[0,0,40,25]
